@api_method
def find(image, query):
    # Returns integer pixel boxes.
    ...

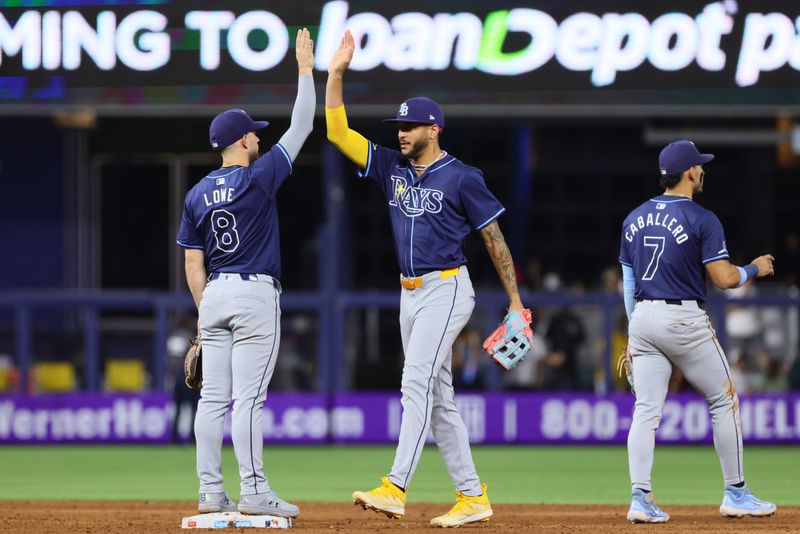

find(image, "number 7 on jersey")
[642,236,665,281]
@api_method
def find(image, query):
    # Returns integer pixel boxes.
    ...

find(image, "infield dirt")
[1,501,797,533]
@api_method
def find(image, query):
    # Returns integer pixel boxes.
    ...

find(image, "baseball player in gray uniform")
[620,140,777,522]
[325,31,530,528]
[176,29,315,517]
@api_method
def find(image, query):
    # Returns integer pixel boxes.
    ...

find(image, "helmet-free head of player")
[383,97,444,131]
[658,140,714,176]
[209,109,269,151]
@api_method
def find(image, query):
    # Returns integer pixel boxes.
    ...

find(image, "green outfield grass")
[0,445,797,505]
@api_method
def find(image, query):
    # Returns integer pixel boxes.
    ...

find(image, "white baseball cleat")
[627,489,670,523]
[720,485,776,518]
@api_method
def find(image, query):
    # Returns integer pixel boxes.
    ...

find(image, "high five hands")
[296,27,314,76]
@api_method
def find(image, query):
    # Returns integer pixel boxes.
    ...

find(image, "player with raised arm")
[176,29,315,518]
[325,31,532,528]
[619,140,777,523]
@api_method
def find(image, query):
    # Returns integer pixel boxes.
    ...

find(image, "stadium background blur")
[1,1,799,447]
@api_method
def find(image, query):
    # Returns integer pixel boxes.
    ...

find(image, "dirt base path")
[1,501,797,533]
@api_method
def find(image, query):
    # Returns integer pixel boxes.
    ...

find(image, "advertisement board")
[2,1,800,114]
[1,392,798,445]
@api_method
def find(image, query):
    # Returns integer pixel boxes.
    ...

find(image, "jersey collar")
[425,153,455,174]
[407,153,456,183]
[206,165,244,179]
[650,194,693,204]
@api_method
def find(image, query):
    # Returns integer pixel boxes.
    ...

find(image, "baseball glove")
[184,337,203,390]
[482,308,534,371]
[616,345,634,394]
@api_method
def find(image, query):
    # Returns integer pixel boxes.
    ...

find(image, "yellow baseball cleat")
[352,477,406,519]
[430,483,493,528]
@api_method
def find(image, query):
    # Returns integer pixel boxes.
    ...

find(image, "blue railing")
[0,290,798,393]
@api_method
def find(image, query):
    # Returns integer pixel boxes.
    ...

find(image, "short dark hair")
[659,171,684,189]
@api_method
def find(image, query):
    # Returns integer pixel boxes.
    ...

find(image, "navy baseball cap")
[383,97,445,130]
[209,109,268,151]
[658,140,714,175]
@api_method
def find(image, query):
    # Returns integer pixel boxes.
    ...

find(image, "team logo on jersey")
[656,202,666,210]
[398,103,409,116]
[389,176,443,217]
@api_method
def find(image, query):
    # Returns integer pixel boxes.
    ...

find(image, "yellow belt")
[400,267,459,290]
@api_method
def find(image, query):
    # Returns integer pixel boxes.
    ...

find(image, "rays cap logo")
[209,108,269,151]
[658,140,714,175]
[384,96,444,131]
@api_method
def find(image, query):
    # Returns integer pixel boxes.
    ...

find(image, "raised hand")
[295,27,314,76]
[328,30,355,76]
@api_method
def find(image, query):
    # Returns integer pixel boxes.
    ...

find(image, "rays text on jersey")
[388,176,443,217]
[625,212,688,244]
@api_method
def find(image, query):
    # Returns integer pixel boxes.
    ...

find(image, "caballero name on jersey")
[625,212,689,244]
[389,176,443,217]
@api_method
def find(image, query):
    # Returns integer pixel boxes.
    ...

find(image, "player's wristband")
[736,264,759,288]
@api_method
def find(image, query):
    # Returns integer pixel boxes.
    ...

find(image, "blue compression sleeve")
[622,264,636,321]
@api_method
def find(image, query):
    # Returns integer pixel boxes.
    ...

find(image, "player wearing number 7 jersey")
[619,140,776,523]
[176,29,315,518]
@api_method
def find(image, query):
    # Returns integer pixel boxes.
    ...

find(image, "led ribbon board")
[1,0,799,113]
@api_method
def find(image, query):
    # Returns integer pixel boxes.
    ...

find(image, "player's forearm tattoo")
[480,221,521,302]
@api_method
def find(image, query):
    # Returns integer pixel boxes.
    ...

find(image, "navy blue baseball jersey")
[177,144,292,280]
[619,195,729,300]
[360,143,505,277]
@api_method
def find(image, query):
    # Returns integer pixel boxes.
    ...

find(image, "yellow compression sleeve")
[325,105,369,169]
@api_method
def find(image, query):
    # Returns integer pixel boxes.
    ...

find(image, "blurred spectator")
[782,231,800,288]
[542,271,562,292]
[779,232,800,390]
[542,307,586,390]
[730,355,758,394]
[451,327,487,390]
[760,300,797,378]
[0,354,14,392]
[601,265,622,294]
[593,267,625,393]
[668,365,689,393]
[168,315,200,444]
[274,314,315,391]
[725,284,763,367]
[524,257,543,291]
[753,351,787,392]
[789,356,800,391]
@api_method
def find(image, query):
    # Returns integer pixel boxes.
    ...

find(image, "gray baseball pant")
[627,299,744,491]
[195,273,281,497]
[388,266,483,496]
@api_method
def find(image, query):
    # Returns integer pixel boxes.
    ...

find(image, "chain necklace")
[411,150,447,173]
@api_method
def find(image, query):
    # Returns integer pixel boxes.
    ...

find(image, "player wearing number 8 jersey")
[619,140,776,523]
[176,29,315,518]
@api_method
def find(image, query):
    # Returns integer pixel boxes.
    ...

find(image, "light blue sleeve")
[622,263,636,322]
[276,74,315,162]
